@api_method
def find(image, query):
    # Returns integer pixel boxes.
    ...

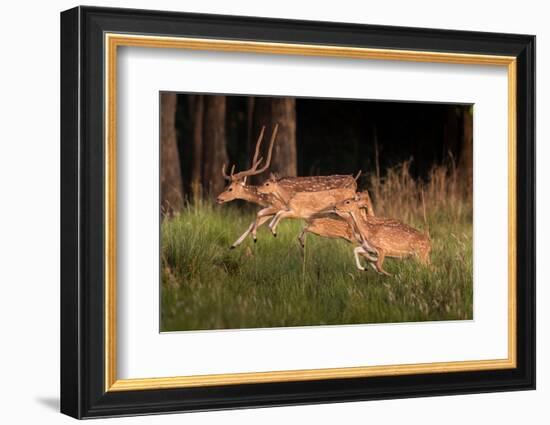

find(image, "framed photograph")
[60,6,535,419]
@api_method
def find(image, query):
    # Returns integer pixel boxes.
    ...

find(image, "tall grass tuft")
[368,159,471,228]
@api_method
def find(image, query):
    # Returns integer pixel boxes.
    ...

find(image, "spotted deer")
[333,195,431,275]
[257,173,359,236]
[216,125,360,248]
[297,190,375,247]
[294,191,381,270]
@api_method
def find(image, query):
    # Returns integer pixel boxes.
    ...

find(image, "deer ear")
[269,172,276,180]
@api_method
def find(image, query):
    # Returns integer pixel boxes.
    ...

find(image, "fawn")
[334,195,431,275]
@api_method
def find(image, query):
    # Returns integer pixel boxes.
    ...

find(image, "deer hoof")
[253,238,257,243]
[229,245,236,250]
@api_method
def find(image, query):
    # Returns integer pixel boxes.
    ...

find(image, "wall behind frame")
[0,1,544,425]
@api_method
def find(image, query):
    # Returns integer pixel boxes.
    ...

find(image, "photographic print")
[160,93,474,332]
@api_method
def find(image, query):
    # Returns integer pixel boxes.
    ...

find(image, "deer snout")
[216,197,225,204]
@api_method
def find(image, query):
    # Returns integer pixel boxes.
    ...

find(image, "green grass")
[161,201,473,331]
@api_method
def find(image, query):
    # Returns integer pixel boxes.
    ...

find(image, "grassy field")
[161,181,473,331]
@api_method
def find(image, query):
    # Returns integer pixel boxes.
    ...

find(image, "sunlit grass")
[161,199,473,331]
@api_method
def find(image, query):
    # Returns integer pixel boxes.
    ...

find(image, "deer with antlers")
[216,125,359,248]
[333,195,431,275]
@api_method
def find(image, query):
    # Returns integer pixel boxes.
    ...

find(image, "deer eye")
[228,188,233,192]
[346,200,350,204]
[265,183,270,186]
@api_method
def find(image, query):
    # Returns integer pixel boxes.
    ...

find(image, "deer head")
[334,196,365,216]
[256,175,293,206]
[216,125,278,204]
[257,175,279,194]
[216,178,253,204]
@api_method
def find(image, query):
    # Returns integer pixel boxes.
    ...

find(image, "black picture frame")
[60,5,535,419]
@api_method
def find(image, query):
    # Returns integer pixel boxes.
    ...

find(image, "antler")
[222,126,266,181]
[231,124,278,181]
[250,126,266,168]
[221,164,236,181]
[253,123,278,175]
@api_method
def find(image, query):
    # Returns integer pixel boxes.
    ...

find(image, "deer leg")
[267,211,283,235]
[231,208,277,248]
[359,238,378,257]
[250,207,278,242]
[353,247,367,271]
[359,250,379,272]
[250,215,274,242]
[230,221,255,249]
[268,210,294,236]
[231,216,275,248]
[355,246,379,272]
[372,250,392,276]
[358,246,378,262]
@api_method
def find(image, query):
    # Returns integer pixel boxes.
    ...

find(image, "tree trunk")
[460,105,473,192]
[202,96,228,197]
[190,95,204,200]
[251,97,297,181]
[271,98,297,177]
[160,92,183,214]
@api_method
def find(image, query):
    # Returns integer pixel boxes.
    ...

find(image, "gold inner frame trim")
[104,33,518,392]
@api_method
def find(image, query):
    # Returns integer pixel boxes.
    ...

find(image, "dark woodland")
[160,92,472,213]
